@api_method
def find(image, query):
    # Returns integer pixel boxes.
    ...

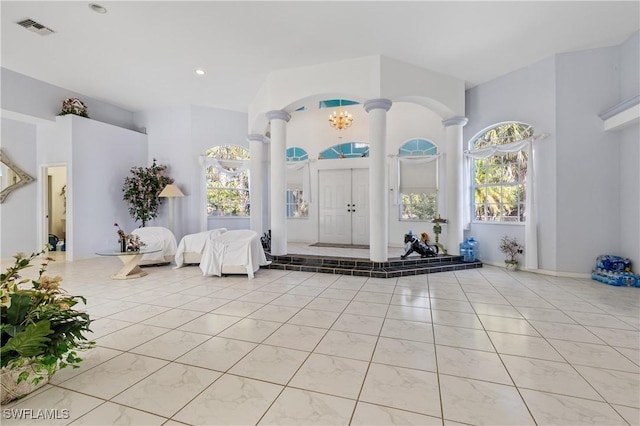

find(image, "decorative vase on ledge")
[505,261,518,271]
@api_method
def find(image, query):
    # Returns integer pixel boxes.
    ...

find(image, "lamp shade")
[159,184,184,198]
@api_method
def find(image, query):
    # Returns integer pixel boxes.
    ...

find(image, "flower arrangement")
[122,159,174,227]
[1,250,93,403]
[114,223,146,252]
[499,235,524,264]
[58,97,89,118]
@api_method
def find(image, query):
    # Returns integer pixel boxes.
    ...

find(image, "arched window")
[318,142,369,159]
[469,122,533,222]
[286,147,309,218]
[205,145,250,217]
[398,139,438,221]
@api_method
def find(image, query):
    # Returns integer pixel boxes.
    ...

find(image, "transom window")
[318,142,369,159]
[286,147,309,218]
[205,145,250,217]
[398,139,438,221]
[470,122,532,222]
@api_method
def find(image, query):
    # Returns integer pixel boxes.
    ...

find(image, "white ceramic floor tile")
[429,298,475,313]
[440,375,535,425]
[331,313,384,335]
[501,355,603,400]
[585,326,640,348]
[359,363,441,417]
[549,339,640,372]
[248,304,301,322]
[564,311,636,330]
[289,353,369,399]
[304,297,350,313]
[112,363,220,418]
[50,346,123,384]
[478,314,540,336]
[96,323,169,351]
[529,320,604,344]
[60,353,168,399]
[380,318,434,343]
[351,401,442,425]
[173,374,283,425]
[177,312,241,335]
[140,308,204,329]
[258,387,355,425]
[212,300,265,317]
[520,388,627,425]
[488,331,564,361]
[175,336,256,372]
[229,344,309,384]
[612,404,640,425]
[174,296,230,313]
[287,308,341,328]
[436,345,512,385]
[431,309,483,329]
[106,304,172,322]
[1,387,103,426]
[70,401,167,425]
[355,291,393,304]
[517,307,578,324]
[314,330,378,361]
[471,302,524,318]
[130,329,211,360]
[575,365,640,408]
[263,323,327,351]
[218,317,282,342]
[372,337,437,372]
[390,293,429,308]
[386,305,432,322]
[433,324,495,352]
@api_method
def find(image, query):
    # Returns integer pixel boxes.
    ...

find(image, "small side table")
[95,249,161,280]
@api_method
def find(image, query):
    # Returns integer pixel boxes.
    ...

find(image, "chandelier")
[328,107,353,131]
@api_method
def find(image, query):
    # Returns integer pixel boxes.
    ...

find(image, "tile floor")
[1,254,639,426]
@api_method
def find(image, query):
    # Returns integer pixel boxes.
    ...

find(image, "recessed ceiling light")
[195,69,206,76]
[89,3,107,14]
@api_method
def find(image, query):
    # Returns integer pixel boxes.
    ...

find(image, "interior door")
[318,169,369,245]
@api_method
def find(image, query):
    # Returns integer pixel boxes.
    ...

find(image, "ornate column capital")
[247,134,269,144]
[265,110,291,123]
[364,98,392,113]
[442,116,469,127]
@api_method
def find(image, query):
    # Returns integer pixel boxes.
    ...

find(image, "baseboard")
[480,260,591,279]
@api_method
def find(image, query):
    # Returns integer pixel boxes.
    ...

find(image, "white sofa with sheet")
[174,228,227,268]
[130,226,178,265]
[199,229,270,279]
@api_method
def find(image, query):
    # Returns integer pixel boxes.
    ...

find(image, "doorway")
[318,169,369,245]
[44,166,67,258]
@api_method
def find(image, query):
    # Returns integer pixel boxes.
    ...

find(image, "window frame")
[205,145,250,218]
[397,138,439,222]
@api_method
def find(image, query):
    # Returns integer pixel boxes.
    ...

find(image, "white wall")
[1,68,136,130]
[0,118,38,258]
[37,115,147,260]
[465,56,557,269]
[555,47,621,273]
[134,105,250,241]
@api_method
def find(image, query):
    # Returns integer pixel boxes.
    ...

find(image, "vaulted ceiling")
[2,1,638,113]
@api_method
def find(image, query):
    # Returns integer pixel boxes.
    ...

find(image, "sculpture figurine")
[401,232,438,259]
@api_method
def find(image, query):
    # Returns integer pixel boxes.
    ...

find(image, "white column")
[442,116,468,255]
[364,98,392,262]
[265,110,291,256]
[248,134,268,236]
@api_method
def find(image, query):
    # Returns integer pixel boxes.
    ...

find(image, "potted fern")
[0,250,93,404]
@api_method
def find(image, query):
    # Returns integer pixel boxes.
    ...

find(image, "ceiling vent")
[16,18,55,36]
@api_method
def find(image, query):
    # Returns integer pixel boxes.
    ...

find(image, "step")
[263,253,482,279]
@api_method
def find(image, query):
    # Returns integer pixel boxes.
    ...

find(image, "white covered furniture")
[199,229,270,279]
[130,226,177,265]
[174,228,227,267]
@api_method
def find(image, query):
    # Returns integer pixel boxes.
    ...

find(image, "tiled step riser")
[266,263,482,278]
[267,255,465,269]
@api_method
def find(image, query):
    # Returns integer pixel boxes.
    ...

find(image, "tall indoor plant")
[1,250,93,404]
[122,159,174,227]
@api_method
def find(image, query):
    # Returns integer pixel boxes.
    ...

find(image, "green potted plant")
[122,159,174,227]
[499,235,524,270]
[0,250,93,404]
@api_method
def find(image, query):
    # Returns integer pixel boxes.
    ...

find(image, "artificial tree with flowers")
[122,159,174,227]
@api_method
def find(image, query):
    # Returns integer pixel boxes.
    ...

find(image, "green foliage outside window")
[401,193,437,221]
[206,146,250,217]
[472,123,531,222]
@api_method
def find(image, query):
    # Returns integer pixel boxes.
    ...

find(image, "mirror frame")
[0,149,35,203]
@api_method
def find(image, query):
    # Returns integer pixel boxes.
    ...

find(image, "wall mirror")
[0,149,35,203]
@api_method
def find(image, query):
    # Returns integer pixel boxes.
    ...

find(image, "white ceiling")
[2,1,639,113]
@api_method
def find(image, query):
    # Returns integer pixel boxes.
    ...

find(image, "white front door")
[318,169,369,245]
